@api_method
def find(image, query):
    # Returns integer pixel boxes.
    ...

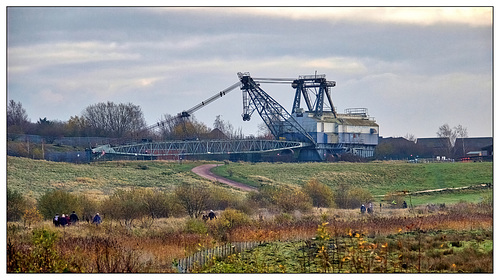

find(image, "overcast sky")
[6,6,493,138]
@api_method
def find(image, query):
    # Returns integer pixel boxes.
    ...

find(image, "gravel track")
[191,164,258,192]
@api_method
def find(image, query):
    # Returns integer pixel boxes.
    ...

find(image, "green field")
[213,161,492,193]
[7,157,493,206]
[6,156,218,199]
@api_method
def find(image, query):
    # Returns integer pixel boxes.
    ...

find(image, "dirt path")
[191,164,258,192]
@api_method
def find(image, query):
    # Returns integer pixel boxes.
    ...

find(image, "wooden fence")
[176,241,265,273]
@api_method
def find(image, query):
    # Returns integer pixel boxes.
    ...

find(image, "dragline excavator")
[146,72,328,146]
[129,72,377,161]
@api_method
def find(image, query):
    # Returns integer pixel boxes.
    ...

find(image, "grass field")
[7,156,493,206]
[6,156,224,200]
[212,161,493,205]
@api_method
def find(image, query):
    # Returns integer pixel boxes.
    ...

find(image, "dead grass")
[7,202,492,273]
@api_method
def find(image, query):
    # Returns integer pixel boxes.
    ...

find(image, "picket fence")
[175,241,266,273]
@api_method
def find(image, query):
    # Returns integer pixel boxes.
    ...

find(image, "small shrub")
[23,206,43,228]
[274,213,294,226]
[274,187,312,213]
[302,178,334,208]
[185,218,208,234]
[8,228,68,272]
[207,209,251,242]
[7,187,27,221]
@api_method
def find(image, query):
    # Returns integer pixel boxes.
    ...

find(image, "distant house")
[416,137,452,158]
[453,137,493,158]
[204,128,229,140]
[378,137,415,146]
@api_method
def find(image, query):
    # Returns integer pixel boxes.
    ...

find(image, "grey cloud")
[7,7,492,138]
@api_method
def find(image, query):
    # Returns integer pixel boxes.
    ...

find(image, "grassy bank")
[212,161,492,195]
[6,156,226,200]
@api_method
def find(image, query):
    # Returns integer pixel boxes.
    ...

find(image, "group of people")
[53,211,102,226]
[360,202,374,214]
[361,200,409,214]
[53,211,79,227]
[202,210,217,222]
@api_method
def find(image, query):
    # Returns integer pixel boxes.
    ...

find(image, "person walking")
[208,210,217,220]
[53,213,60,227]
[92,213,102,225]
[59,214,68,227]
[70,211,79,224]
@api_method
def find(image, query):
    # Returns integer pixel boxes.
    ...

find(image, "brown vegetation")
[7,202,492,273]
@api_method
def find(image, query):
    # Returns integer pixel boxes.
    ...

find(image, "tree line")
[8,99,469,159]
[7,99,269,142]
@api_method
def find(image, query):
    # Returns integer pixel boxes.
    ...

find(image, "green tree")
[37,190,78,219]
[334,184,351,209]
[172,116,210,140]
[140,188,174,219]
[246,184,312,213]
[7,188,27,221]
[66,115,88,137]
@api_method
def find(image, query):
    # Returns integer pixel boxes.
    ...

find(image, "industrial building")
[294,108,379,158]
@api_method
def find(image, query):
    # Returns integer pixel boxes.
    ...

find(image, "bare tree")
[7,100,30,133]
[454,124,469,156]
[257,122,273,139]
[213,115,242,139]
[436,123,457,146]
[155,113,180,140]
[82,101,146,138]
[175,183,211,218]
[403,133,417,143]
[454,124,468,138]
